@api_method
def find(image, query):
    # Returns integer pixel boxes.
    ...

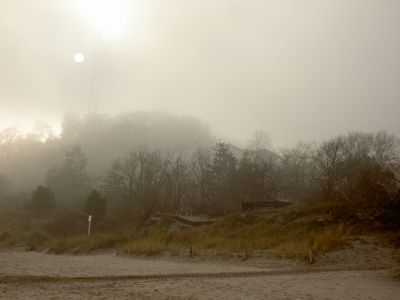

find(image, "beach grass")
[0,202,381,257]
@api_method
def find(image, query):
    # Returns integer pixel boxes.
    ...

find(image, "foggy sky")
[1,0,399,148]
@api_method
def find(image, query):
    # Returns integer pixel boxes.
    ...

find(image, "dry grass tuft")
[119,203,358,257]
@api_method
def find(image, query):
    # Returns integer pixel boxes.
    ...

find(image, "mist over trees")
[0,173,11,210]
[0,111,215,187]
[0,111,216,213]
[1,110,400,225]
[304,131,400,219]
[45,145,96,210]
[190,143,239,214]
[102,145,196,218]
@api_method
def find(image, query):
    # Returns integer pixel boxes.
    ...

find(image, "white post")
[88,215,92,236]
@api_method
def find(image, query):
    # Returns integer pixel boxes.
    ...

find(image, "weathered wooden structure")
[240,199,294,212]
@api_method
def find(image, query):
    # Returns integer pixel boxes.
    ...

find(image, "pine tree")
[45,145,96,210]
[82,189,106,219]
[210,141,238,213]
[212,142,238,181]
[25,185,56,215]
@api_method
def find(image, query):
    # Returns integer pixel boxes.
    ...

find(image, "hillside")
[1,202,399,261]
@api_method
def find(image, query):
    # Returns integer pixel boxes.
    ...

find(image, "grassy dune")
[122,203,354,258]
[0,203,389,258]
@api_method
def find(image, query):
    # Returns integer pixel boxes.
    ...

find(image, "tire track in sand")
[0,265,392,284]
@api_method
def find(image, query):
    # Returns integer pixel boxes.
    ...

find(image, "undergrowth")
[122,203,359,258]
[0,202,386,258]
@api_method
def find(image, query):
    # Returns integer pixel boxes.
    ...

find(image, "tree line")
[100,130,400,224]
[1,112,400,225]
[39,130,400,225]
[0,111,215,211]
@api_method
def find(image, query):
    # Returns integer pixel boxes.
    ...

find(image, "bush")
[44,213,86,237]
[0,231,11,243]
[82,189,107,220]
[27,231,48,251]
[25,186,56,215]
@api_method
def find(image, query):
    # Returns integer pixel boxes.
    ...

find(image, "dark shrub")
[82,189,107,220]
[25,186,56,215]
[27,231,48,251]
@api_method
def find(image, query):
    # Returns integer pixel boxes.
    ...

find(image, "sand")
[0,236,399,299]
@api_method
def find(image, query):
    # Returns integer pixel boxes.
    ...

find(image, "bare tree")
[0,173,10,198]
[371,130,400,171]
[242,150,286,202]
[246,130,272,154]
[307,131,400,207]
[189,148,213,212]
[0,174,13,211]
[102,145,169,217]
[162,154,191,212]
[0,126,21,158]
[29,120,54,143]
[280,141,317,201]
[309,137,348,203]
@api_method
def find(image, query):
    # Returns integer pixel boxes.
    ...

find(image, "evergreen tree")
[210,142,238,213]
[212,142,238,181]
[82,189,107,219]
[237,150,255,201]
[25,185,56,215]
[45,145,96,210]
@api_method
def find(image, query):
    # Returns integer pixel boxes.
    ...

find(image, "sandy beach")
[0,237,399,299]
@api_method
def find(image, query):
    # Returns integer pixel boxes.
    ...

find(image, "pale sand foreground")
[0,237,399,299]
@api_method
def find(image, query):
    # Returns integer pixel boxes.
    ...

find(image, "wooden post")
[309,248,314,264]
[88,215,92,236]
[189,246,193,257]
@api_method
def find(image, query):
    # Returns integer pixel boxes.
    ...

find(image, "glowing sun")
[74,53,85,63]
[79,0,129,38]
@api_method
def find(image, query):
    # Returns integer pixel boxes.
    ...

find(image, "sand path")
[0,239,399,300]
